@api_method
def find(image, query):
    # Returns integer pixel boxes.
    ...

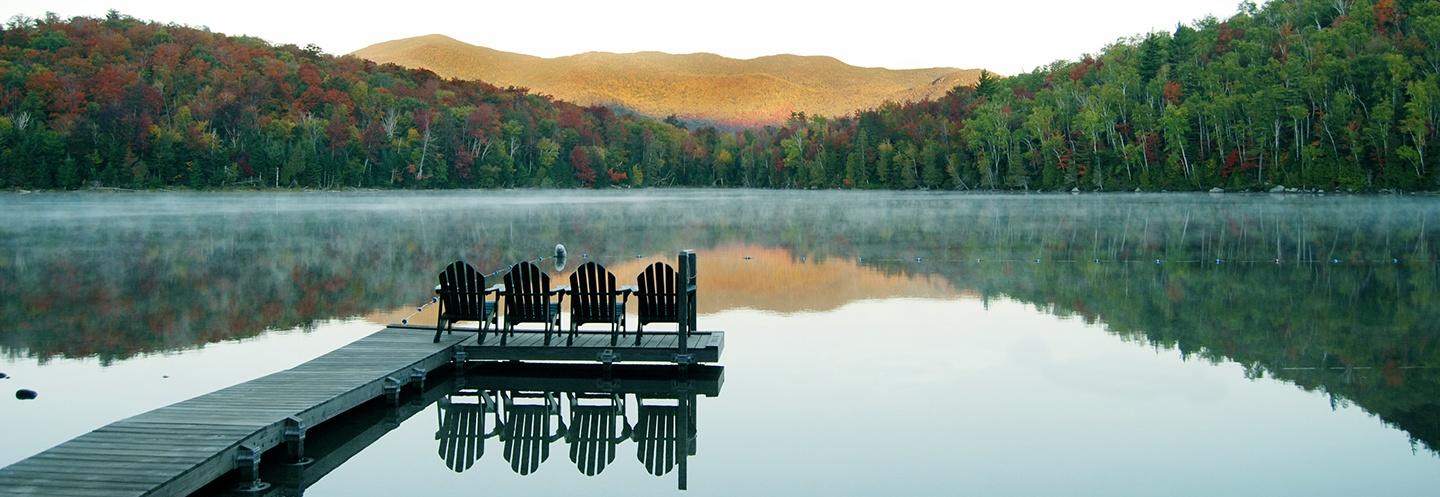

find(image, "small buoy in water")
[1392,258,1400,264]
[1331,258,1341,264]
[555,244,567,259]
[1155,259,1163,265]
[976,258,982,263]
[15,389,37,400]
[162,375,169,379]
[799,256,806,262]
[858,256,864,262]
[635,254,642,259]
[914,257,923,262]
[1274,258,1281,264]
[1034,258,1040,264]
[743,256,752,260]
[1215,258,1224,265]
[0,372,7,379]
[582,253,590,259]
[416,306,423,311]
[1093,258,1100,263]
[432,297,438,303]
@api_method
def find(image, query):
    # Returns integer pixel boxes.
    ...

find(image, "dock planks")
[0,326,467,497]
[460,329,724,364]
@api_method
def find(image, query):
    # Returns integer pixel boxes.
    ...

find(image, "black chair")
[565,392,630,476]
[632,396,697,477]
[435,261,499,343]
[502,261,563,342]
[497,390,565,476]
[634,262,695,339]
[435,391,499,473]
[567,262,631,344]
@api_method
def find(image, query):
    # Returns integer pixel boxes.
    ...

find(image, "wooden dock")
[460,329,724,364]
[0,326,468,497]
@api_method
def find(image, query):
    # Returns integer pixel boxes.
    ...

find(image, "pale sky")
[3,0,1250,74]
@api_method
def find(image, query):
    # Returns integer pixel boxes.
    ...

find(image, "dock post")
[234,444,271,492]
[410,367,427,390]
[283,416,312,466]
[384,376,403,405]
[677,250,696,357]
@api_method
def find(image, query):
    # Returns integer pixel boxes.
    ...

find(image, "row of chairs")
[436,391,696,478]
[433,259,689,343]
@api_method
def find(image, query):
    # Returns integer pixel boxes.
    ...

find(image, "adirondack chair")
[434,391,498,473]
[567,262,632,343]
[502,261,563,341]
[632,396,697,478]
[434,261,500,343]
[634,255,696,341]
[565,392,631,476]
[497,391,566,475]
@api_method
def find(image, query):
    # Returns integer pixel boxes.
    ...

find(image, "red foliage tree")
[570,145,595,186]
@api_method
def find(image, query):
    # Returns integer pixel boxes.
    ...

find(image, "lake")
[1,190,1438,496]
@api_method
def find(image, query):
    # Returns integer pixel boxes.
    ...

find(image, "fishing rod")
[399,244,570,325]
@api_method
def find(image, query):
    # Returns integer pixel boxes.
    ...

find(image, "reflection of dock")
[0,328,468,497]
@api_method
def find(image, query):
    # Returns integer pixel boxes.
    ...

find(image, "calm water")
[2,190,1439,496]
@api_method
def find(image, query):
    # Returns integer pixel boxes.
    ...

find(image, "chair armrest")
[485,284,504,295]
[617,286,638,294]
[434,284,443,294]
[551,286,571,295]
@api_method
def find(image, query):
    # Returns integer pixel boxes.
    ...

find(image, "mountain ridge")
[351,34,985,126]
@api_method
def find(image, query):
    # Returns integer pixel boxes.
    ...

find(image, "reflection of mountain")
[3,191,1438,452]
[374,243,962,325]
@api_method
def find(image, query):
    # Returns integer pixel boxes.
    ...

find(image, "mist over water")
[2,190,1438,495]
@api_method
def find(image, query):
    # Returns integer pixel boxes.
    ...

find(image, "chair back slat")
[439,261,488,320]
[504,261,552,323]
[637,262,679,325]
[569,262,617,324]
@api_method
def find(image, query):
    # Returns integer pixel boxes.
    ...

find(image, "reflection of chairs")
[567,262,631,343]
[498,391,566,475]
[565,393,631,476]
[434,261,500,343]
[434,392,498,473]
[632,396,697,477]
[502,262,563,340]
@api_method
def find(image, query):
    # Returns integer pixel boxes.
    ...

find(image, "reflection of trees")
[1,191,1437,450]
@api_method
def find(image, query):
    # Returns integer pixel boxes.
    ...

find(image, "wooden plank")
[0,326,470,497]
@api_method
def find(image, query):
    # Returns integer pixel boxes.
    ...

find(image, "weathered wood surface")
[461,330,724,364]
[0,326,467,497]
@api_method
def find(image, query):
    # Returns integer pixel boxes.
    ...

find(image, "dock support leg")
[410,367,426,390]
[234,444,271,493]
[284,416,313,466]
[384,376,403,405]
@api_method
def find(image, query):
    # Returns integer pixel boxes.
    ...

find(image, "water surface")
[1,190,1438,496]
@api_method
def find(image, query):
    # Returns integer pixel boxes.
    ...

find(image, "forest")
[0,0,1437,191]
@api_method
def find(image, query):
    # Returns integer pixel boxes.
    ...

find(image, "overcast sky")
[3,0,1250,74]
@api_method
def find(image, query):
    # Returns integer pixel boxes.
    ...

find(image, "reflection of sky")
[306,298,1439,496]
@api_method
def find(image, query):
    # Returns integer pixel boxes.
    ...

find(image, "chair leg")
[433,318,445,343]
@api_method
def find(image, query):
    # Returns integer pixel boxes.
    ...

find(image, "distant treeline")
[1,0,1437,191]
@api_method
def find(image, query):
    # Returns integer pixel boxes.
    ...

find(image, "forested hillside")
[351,34,981,128]
[1,0,1437,191]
